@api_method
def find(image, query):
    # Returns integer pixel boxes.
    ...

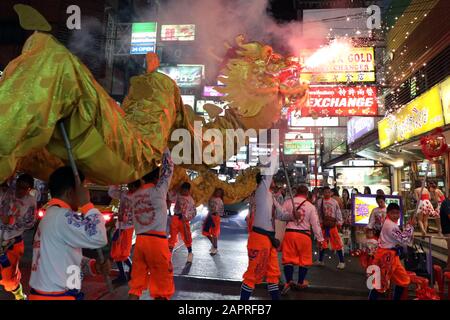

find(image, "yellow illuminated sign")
[440,77,450,125]
[378,86,444,149]
[300,72,375,83]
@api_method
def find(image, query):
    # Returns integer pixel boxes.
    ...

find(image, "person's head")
[428,181,437,190]
[48,166,85,210]
[213,188,224,199]
[331,188,339,197]
[142,167,160,185]
[180,182,191,196]
[296,185,309,197]
[323,186,332,199]
[312,187,319,195]
[376,195,386,208]
[353,188,359,195]
[386,202,401,222]
[15,173,34,199]
[364,186,372,195]
[415,180,423,189]
[376,189,385,196]
[365,228,375,239]
[342,188,350,200]
[127,179,142,193]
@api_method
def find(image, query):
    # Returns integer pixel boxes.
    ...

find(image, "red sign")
[301,86,378,117]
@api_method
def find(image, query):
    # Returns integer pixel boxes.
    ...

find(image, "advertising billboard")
[335,167,391,195]
[158,65,203,87]
[440,77,450,125]
[161,24,195,41]
[181,95,195,108]
[130,22,157,55]
[347,116,375,144]
[298,47,376,83]
[301,85,378,117]
[203,86,225,97]
[378,85,444,148]
[289,115,339,127]
[352,195,402,226]
[283,140,315,155]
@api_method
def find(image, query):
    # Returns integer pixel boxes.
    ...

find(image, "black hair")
[331,188,339,197]
[128,179,142,191]
[375,195,386,203]
[296,185,309,196]
[17,173,34,187]
[342,189,350,198]
[322,186,331,191]
[256,172,262,184]
[48,166,85,198]
[142,167,160,184]
[181,182,191,190]
[364,186,372,194]
[387,202,400,212]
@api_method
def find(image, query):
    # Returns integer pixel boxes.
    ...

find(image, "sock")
[267,283,280,300]
[117,261,126,279]
[337,250,344,263]
[319,250,325,262]
[393,286,405,300]
[240,283,253,300]
[187,246,192,254]
[283,265,294,283]
[125,257,132,278]
[368,289,378,300]
[298,267,308,284]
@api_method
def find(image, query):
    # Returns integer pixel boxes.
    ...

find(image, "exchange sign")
[301,85,378,117]
[130,22,157,54]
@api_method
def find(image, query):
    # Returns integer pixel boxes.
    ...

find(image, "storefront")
[378,76,450,211]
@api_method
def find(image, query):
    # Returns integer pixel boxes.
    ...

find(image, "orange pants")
[0,241,24,292]
[129,232,175,299]
[321,226,343,251]
[281,231,312,266]
[373,248,410,293]
[168,216,192,249]
[111,228,134,262]
[202,215,221,238]
[242,231,280,289]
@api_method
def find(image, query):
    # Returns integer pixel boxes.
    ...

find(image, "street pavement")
[3,209,441,300]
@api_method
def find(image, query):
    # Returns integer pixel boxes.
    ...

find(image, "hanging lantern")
[420,128,448,161]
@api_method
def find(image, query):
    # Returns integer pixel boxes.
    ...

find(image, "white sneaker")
[337,262,346,269]
[210,248,218,256]
[314,260,325,266]
[187,252,193,263]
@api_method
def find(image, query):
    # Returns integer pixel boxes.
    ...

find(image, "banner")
[353,195,402,226]
[158,65,203,87]
[440,77,450,125]
[203,86,224,97]
[378,86,444,148]
[289,115,338,127]
[347,116,375,144]
[161,24,195,41]
[130,22,157,54]
[299,47,375,83]
[301,85,378,117]
[284,140,315,155]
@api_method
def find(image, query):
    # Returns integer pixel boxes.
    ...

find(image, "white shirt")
[281,196,324,241]
[253,175,275,232]
[316,198,343,225]
[367,207,386,231]
[0,191,37,241]
[208,197,224,217]
[29,205,107,292]
[378,217,414,249]
[108,186,134,230]
[174,194,196,220]
[130,149,174,234]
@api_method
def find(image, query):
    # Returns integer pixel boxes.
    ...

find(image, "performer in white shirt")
[315,186,346,269]
[128,148,175,300]
[368,202,416,300]
[202,188,225,255]
[367,195,387,238]
[0,173,37,300]
[108,180,141,284]
[29,167,109,300]
[279,185,324,295]
[168,182,197,263]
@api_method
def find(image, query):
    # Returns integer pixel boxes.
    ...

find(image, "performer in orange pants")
[368,203,415,300]
[128,232,174,300]
[168,215,192,249]
[0,241,24,293]
[202,188,224,256]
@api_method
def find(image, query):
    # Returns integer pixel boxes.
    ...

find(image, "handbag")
[405,244,429,276]
[320,199,337,228]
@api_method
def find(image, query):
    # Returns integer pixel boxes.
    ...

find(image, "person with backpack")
[168,182,197,263]
[280,185,324,295]
[314,186,345,269]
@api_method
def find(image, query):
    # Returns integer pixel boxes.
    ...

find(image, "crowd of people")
[1,150,449,300]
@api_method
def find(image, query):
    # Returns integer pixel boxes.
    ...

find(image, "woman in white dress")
[414,180,438,236]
